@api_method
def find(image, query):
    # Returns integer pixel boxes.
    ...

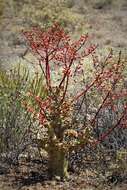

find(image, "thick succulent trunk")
[48,146,68,179]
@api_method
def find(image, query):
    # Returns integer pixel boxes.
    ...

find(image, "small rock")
[50,180,56,186]
[55,175,61,181]
[36,182,42,188]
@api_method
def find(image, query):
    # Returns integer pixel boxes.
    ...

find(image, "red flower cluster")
[23,23,127,145]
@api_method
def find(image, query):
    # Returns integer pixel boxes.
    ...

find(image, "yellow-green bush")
[0,65,46,163]
[0,0,5,18]
[6,0,86,34]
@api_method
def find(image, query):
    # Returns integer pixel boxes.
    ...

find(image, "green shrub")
[0,65,45,163]
[0,0,5,18]
[92,0,113,9]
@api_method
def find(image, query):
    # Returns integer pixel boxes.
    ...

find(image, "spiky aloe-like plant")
[23,23,127,179]
[0,65,45,163]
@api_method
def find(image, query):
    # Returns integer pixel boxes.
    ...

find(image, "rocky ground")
[0,0,127,70]
[0,157,127,190]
